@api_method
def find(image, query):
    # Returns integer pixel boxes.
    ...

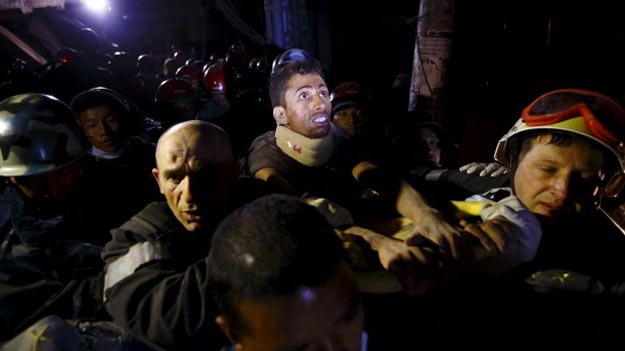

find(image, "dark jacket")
[0,193,107,341]
[102,177,268,351]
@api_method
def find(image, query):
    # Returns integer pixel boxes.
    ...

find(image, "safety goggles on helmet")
[494,88,625,198]
[522,89,625,151]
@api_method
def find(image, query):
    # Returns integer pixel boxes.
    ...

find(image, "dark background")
[2,0,625,162]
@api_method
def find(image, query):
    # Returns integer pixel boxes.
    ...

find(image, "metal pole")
[408,0,454,123]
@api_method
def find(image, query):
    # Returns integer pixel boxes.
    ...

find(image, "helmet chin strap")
[275,125,334,167]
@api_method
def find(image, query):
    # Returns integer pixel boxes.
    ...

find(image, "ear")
[216,315,242,348]
[273,106,287,125]
[152,168,165,195]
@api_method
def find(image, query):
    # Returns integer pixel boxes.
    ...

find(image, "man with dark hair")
[245,56,471,253]
[0,94,157,350]
[208,194,366,351]
[102,120,267,351]
[71,87,162,227]
[0,94,107,340]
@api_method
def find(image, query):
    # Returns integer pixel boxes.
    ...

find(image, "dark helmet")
[0,94,86,177]
[70,87,131,117]
[173,50,189,65]
[137,54,156,74]
[248,57,259,72]
[155,78,196,105]
[225,44,248,73]
[271,48,311,74]
[248,57,269,75]
[162,57,179,76]
[76,28,99,53]
[203,62,235,93]
[330,82,371,114]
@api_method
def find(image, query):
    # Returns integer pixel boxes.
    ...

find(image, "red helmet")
[56,47,78,64]
[175,64,201,88]
[208,52,221,61]
[330,82,370,114]
[155,78,196,105]
[202,62,235,93]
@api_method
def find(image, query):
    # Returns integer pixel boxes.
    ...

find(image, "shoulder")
[103,202,179,262]
[246,131,292,175]
[119,202,180,238]
[248,130,278,152]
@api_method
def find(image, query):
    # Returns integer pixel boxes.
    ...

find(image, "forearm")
[395,178,440,222]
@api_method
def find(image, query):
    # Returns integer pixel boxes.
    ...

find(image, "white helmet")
[494,88,625,197]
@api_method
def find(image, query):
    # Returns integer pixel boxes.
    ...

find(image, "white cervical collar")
[275,125,334,167]
[90,144,127,160]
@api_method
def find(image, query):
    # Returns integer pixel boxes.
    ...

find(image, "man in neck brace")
[244,57,473,257]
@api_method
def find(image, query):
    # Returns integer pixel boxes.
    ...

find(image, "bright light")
[0,119,9,134]
[84,0,110,13]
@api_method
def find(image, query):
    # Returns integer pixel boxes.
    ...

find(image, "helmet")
[0,94,86,177]
[330,82,370,114]
[56,47,78,64]
[248,57,269,75]
[137,54,156,74]
[271,48,311,74]
[225,44,248,73]
[173,50,189,65]
[162,57,179,76]
[155,78,196,105]
[175,64,201,88]
[203,55,222,74]
[248,57,259,72]
[76,28,98,53]
[202,62,235,93]
[70,87,130,117]
[494,88,625,197]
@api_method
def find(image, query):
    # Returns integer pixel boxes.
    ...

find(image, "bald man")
[101,120,268,351]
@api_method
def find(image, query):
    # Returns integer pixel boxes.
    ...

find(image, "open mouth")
[312,115,329,126]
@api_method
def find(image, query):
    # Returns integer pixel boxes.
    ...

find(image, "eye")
[298,92,311,100]
[339,298,362,325]
[538,167,557,175]
[167,173,184,184]
[105,115,120,124]
[319,90,329,99]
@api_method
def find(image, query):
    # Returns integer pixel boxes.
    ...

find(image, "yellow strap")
[450,200,491,218]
